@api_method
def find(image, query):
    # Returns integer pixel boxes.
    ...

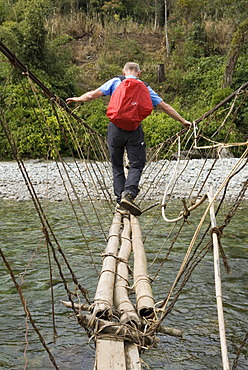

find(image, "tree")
[222,19,248,88]
[20,0,49,68]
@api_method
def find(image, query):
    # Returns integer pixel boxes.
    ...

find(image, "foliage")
[197,115,244,158]
[174,0,205,23]
[0,0,248,159]
[0,21,22,53]
[96,37,146,79]
[142,111,182,148]
[0,1,79,96]
[15,1,47,68]
[0,0,10,23]
[1,81,65,159]
[76,99,109,136]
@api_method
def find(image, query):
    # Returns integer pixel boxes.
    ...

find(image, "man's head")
[123,62,141,76]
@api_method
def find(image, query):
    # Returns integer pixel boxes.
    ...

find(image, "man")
[66,62,191,216]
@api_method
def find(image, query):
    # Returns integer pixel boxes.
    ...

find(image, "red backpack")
[106,76,153,131]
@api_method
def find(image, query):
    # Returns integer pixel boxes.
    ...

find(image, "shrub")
[142,111,182,148]
[76,99,109,136]
[1,81,64,159]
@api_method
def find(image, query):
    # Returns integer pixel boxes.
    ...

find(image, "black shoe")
[120,194,142,216]
[115,203,129,215]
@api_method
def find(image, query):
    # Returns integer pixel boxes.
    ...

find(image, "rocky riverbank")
[0,158,247,201]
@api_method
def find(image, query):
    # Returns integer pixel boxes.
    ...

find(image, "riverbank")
[0,158,247,201]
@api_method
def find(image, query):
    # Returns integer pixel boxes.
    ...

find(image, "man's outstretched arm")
[66,88,104,104]
[157,101,192,129]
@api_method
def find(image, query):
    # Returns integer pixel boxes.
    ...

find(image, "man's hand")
[181,120,192,129]
[66,97,80,104]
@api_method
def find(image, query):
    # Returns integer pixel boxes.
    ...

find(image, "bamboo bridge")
[1,39,248,369]
[60,184,242,370]
[63,211,181,369]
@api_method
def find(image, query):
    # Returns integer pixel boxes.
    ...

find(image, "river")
[0,199,247,369]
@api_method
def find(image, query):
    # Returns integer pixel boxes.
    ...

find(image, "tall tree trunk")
[154,0,158,33]
[222,19,248,88]
[164,0,170,56]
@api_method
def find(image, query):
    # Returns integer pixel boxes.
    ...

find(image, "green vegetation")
[0,0,247,159]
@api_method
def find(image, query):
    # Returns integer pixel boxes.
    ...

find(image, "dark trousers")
[107,122,146,203]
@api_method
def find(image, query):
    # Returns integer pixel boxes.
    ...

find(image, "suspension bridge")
[0,40,248,369]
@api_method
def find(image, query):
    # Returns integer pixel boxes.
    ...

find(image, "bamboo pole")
[61,300,90,311]
[130,215,154,317]
[125,343,141,370]
[93,212,122,319]
[158,325,182,337]
[95,339,126,370]
[208,188,230,370]
[114,216,141,326]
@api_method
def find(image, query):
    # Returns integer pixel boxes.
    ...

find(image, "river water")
[0,199,247,370]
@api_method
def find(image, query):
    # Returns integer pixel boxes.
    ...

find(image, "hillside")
[68,29,165,92]
[0,1,247,159]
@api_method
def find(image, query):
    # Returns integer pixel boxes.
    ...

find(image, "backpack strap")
[117,75,126,81]
[117,75,149,87]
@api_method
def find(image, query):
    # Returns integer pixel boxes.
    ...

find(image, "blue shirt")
[99,75,162,107]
